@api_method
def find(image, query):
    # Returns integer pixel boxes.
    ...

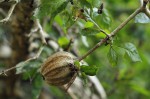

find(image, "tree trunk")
[0,0,36,98]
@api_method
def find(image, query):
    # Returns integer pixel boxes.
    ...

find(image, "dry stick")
[35,19,47,45]
[142,0,150,17]
[0,0,5,3]
[64,38,74,51]
[140,0,150,18]
[78,7,143,62]
[0,0,18,23]
[144,9,150,18]
[0,46,44,76]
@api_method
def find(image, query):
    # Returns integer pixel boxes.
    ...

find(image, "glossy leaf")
[79,0,92,8]
[32,74,43,99]
[86,0,101,7]
[36,0,69,23]
[16,60,42,74]
[81,36,89,47]
[135,13,150,23]
[50,1,69,24]
[84,21,94,28]
[80,27,100,36]
[58,36,70,49]
[74,60,80,69]
[107,47,118,66]
[124,43,142,62]
[80,65,99,76]
[80,72,88,85]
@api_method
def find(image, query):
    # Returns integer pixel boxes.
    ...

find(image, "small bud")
[80,9,84,13]
[98,3,104,14]
[75,9,87,21]
[98,10,103,14]
[70,0,73,5]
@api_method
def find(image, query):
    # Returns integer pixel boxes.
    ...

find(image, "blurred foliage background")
[0,0,150,99]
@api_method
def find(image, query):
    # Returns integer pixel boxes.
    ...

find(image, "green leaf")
[80,65,99,76]
[130,83,150,96]
[124,43,141,62]
[36,0,69,23]
[16,60,42,74]
[79,0,92,8]
[32,74,43,99]
[50,1,69,24]
[135,13,150,23]
[103,15,111,25]
[84,21,94,28]
[80,27,100,36]
[86,0,101,7]
[107,47,118,66]
[34,0,50,18]
[22,69,36,80]
[91,8,112,29]
[49,86,68,98]
[58,36,70,49]
[80,72,88,85]
[81,36,89,47]
[74,60,80,69]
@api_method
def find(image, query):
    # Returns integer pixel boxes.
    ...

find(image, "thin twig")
[141,0,150,18]
[64,38,74,51]
[27,27,38,37]
[78,37,108,61]
[0,45,44,76]
[0,0,5,3]
[0,0,18,23]
[143,8,150,18]
[85,11,109,36]
[88,17,109,36]
[78,4,144,61]
[35,19,47,44]
[109,8,142,37]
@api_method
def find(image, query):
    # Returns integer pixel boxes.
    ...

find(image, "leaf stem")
[78,5,143,61]
[88,18,109,36]
[109,8,142,37]
[85,10,109,36]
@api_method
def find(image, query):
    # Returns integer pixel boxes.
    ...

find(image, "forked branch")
[0,0,19,23]
[78,0,149,61]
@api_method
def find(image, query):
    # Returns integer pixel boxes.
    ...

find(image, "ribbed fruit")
[40,51,77,86]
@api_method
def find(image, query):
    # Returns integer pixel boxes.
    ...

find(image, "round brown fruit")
[40,51,78,86]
